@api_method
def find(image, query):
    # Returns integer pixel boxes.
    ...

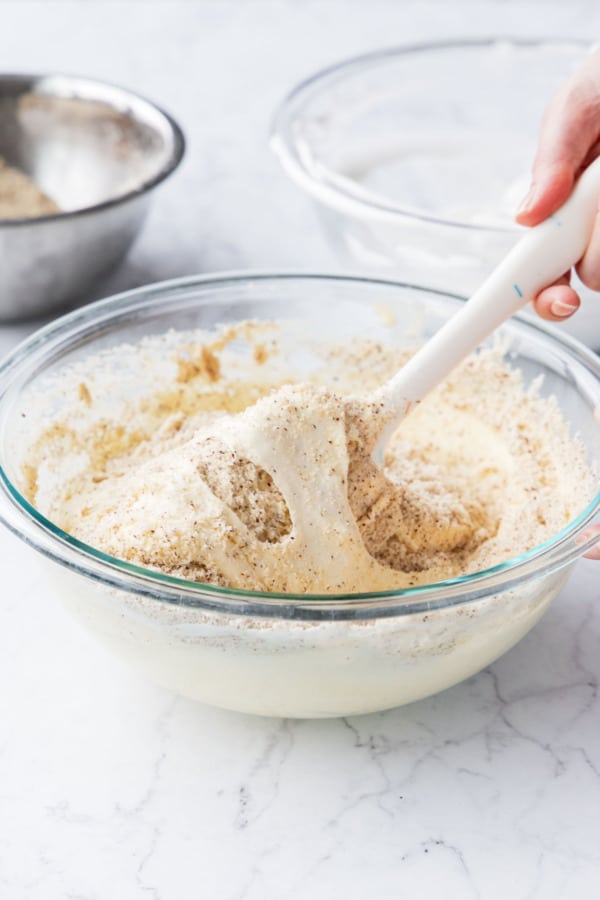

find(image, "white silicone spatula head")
[372,156,600,460]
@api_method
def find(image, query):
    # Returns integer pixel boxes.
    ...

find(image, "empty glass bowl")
[0,274,599,717]
[271,39,600,345]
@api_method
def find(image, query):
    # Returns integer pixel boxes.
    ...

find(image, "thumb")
[517,53,600,226]
[515,160,575,226]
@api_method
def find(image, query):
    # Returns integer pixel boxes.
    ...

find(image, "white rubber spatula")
[372,157,600,461]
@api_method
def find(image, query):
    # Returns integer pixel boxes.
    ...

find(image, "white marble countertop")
[1,2,600,898]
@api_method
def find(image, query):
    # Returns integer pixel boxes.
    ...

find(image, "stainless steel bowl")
[0,73,185,320]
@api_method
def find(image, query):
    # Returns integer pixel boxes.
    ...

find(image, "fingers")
[516,160,574,227]
[531,274,580,321]
[577,525,600,560]
[516,49,600,227]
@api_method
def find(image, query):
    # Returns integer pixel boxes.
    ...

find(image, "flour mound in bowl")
[19,322,597,594]
[0,157,60,219]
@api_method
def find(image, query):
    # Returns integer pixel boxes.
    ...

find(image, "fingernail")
[517,185,537,215]
[550,298,579,318]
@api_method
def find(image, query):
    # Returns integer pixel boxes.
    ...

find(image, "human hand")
[577,525,600,560]
[516,47,600,322]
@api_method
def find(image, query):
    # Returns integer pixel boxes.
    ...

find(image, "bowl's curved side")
[0,193,150,319]
[49,557,570,717]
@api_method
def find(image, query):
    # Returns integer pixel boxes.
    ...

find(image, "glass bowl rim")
[0,71,186,228]
[270,36,589,234]
[0,270,599,620]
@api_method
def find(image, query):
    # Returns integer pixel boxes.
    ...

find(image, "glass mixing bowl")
[0,274,599,718]
[271,39,600,346]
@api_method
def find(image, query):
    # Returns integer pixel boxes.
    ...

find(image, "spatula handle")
[379,156,600,418]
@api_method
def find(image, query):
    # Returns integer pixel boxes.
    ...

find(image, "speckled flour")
[20,320,597,594]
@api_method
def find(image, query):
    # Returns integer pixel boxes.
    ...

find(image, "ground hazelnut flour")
[0,157,60,219]
[19,321,596,594]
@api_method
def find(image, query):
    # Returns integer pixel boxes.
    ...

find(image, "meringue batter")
[22,322,596,594]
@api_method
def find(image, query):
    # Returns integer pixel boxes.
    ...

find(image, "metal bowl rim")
[0,70,186,228]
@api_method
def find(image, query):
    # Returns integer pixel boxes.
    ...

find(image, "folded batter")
[24,325,596,594]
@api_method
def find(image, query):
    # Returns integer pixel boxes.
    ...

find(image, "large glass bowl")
[271,39,600,346]
[0,274,599,717]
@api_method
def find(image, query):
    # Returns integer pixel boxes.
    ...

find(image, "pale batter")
[22,324,596,594]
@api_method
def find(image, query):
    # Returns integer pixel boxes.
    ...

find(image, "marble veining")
[1,1,600,898]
